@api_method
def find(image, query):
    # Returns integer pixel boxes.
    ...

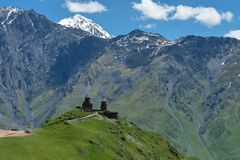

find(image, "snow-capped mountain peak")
[59,14,112,39]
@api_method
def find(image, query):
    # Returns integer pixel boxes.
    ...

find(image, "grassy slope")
[51,52,239,160]
[111,78,213,160]
[202,61,240,160]
[0,109,196,160]
[51,55,211,160]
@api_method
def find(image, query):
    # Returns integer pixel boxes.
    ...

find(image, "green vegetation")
[0,110,196,160]
[110,74,213,160]
[31,90,55,110]
[16,90,26,115]
[49,53,213,160]
[43,109,90,126]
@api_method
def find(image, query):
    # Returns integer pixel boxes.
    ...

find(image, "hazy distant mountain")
[1,7,240,160]
[59,14,112,39]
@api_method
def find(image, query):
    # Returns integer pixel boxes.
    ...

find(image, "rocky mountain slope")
[0,7,240,160]
[0,109,197,160]
[59,14,112,39]
[56,31,240,160]
[0,7,107,128]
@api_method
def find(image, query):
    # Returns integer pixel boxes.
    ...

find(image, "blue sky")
[0,0,240,40]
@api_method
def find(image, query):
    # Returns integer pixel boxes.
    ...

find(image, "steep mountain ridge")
[0,7,107,128]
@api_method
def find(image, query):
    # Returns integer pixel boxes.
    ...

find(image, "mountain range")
[0,7,240,160]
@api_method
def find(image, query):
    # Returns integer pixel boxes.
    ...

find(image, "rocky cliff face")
[0,7,107,128]
[1,7,240,160]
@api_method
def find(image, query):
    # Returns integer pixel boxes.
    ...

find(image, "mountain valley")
[0,7,240,160]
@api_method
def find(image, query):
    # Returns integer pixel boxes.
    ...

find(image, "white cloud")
[221,12,233,22]
[172,5,196,20]
[139,23,157,29]
[172,6,233,27]
[132,0,233,27]
[64,0,107,13]
[224,30,240,40]
[132,0,175,20]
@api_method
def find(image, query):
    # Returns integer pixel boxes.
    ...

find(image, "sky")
[0,0,240,40]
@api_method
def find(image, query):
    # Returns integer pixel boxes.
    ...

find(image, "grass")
[0,109,195,160]
[31,90,54,110]
[43,109,90,126]
[110,74,214,160]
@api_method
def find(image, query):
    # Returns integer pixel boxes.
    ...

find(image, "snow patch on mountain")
[0,6,21,14]
[115,30,174,48]
[0,7,22,30]
[59,14,112,39]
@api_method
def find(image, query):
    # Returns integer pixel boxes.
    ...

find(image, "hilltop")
[0,109,197,160]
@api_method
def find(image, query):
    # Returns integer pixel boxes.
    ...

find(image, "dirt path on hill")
[66,112,98,123]
[0,129,31,138]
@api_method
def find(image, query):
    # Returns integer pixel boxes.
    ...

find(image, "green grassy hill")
[0,109,196,160]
